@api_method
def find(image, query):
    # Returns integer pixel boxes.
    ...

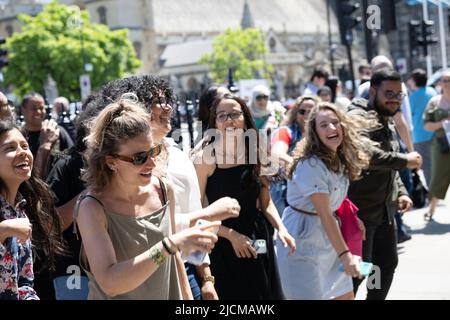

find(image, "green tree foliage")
[4,1,141,101]
[199,27,272,84]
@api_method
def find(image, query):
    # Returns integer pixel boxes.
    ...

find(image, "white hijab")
[249,84,274,119]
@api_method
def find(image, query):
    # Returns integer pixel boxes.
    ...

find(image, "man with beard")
[347,68,422,300]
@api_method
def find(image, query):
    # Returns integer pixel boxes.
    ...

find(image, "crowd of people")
[1,54,450,300]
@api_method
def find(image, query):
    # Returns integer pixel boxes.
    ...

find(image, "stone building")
[0,0,373,98]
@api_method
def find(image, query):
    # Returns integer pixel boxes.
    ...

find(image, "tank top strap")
[72,194,105,240]
[158,176,169,205]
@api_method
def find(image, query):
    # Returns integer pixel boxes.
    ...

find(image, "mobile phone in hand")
[251,239,267,254]
[338,261,373,277]
[185,219,220,266]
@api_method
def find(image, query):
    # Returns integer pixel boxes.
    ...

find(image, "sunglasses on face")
[382,90,406,100]
[113,144,162,166]
[255,95,269,101]
[297,109,310,115]
[216,111,244,123]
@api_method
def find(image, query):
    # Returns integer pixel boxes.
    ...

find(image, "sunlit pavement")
[356,190,450,300]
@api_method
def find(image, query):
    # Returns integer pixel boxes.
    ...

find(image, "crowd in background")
[1,54,450,300]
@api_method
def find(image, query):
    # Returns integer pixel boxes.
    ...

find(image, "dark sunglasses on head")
[114,144,162,166]
[255,95,269,101]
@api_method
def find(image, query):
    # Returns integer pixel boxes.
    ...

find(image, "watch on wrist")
[201,275,215,286]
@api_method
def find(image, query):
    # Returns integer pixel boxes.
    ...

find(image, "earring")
[110,166,117,173]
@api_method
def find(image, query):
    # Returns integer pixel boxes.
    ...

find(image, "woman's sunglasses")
[113,144,162,166]
[255,95,269,101]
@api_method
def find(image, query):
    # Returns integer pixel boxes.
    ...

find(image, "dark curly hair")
[84,75,174,116]
[74,75,174,153]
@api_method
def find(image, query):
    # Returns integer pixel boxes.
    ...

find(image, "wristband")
[162,237,176,255]
[201,275,215,286]
[338,249,350,259]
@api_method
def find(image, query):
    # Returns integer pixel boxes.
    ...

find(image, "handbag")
[335,197,363,257]
[411,169,428,208]
[425,106,450,153]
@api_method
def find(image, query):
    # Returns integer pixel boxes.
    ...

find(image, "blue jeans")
[399,167,413,195]
[397,168,412,236]
[53,276,89,300]
[270,180,287,217]
[185,263,202,300]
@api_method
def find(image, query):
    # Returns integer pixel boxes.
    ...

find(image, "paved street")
[181,122,450,300]
[356,190,450,300]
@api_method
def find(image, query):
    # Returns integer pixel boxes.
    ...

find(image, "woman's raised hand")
[169,221,220,255]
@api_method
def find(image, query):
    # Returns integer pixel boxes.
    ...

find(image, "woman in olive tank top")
[75,95,218,299]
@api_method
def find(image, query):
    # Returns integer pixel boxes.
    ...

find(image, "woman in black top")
[193,93,295,299]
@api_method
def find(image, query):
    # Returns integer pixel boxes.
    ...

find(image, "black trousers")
[353,219,398,300]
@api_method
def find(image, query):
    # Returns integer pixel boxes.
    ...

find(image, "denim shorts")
[185,263,202,300]
[53,276,89,300]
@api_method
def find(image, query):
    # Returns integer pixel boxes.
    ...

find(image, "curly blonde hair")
[82,94,152,193]
[288,102,379,182]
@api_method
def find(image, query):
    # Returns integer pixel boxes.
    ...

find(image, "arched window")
[97,6,107,25]
[133,41,142,59]
[269,37,276,53]
[187,77,200,93]
[5,25,13,37]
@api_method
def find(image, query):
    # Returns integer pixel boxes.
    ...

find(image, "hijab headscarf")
[249,84,274,119]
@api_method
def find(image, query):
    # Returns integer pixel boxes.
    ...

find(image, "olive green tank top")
[74,179,182,300]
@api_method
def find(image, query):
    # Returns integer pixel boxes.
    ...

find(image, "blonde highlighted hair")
[82,93,152,193]
[282,95,320,127]
[288,102,379,181]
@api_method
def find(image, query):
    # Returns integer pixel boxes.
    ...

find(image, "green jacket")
[347,99,409,225]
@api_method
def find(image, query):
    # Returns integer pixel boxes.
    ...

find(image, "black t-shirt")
[27,125,74,158]
[34,149,85,300]
[47,149,86,274]
[26,126,75,180]
[47,149,85,206]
